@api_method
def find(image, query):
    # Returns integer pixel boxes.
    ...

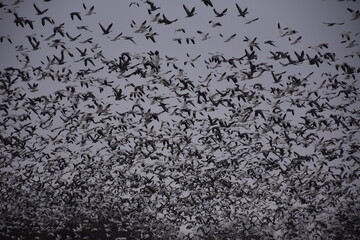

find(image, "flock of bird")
[0,0,360,239]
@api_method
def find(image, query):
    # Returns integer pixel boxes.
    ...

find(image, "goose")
[183,5,196,17]
[145,31,158,43]
[129,2,139,7]
[70,12,81,21]
[66,32,81,41]
[23,19,34,29]
[144,0,160,11]
[158,14,177,25]
[27,35,40,50]
[322,22,344,26]
[99,23,113,35]
[244,36,261,51]
[236,4,248,17]
[33,3,48,15]
[76,47,87,57]
[201,0,213,7]
[41,16,54,26]
[245,18,259,24]
[110,32,123,41]
[122,35,136,44]
[220,33,236,42]
[290,36,302,45]
[148,9,160,22]
[77,25,92,32]
[264,40,277,47]
[213,8,227,17]
[347,8,360,20]
[345,40,359,48]
[0,35,12,44]
[83,4,95,16]
[209,20,221,27]
[197,31,210,40]
[185,37,195,44]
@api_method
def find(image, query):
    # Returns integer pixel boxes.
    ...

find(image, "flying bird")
[33,3,48,15]
[347,8,360,20]
[70,12,82,21]
[183,4,196,17]
[201,0,213,7]
[235,3,248,17]
[99,23,113,35]
[213,8,227,17]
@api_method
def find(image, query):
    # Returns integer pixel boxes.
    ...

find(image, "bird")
[213,8,227,17]
[245,18,259,24]
[347,8,360,20]
[83,4,96,15]
[201,0,213,7]
[158,14,177,24]
[322,22,344,26]
[66,32,81,41]
[41,16,54,26]
[220,33,236,42]
[235,4,248,17]
[33,3,48,15]
[144,0,160,11]
[290,36,302,45]
[99,23,113,35]
[183,5,196,18]
[70,12,81,21]
[110,33,123,41]
[122,35,136,44]
[0,35,12,44]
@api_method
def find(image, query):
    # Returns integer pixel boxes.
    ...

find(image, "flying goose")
[158,14,177,24]
[70,12,81,21]
[33,3,48,15]
[236,4,248,17]
[183,5,196,17]
[201,0,213,7]
[83,4,95,16]
[41,16,54,26]
[347,8,360,20]
[99,23,113,35]
[144,0,160,11]
[213,8,227,17]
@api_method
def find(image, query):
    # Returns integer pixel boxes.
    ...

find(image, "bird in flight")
[213,8,227,17]
[235,4,248,17]
[183,4,196,18]
[33,3,48,15]
[99,23,113,35]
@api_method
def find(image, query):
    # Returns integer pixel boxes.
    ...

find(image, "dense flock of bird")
[0,0,360,239]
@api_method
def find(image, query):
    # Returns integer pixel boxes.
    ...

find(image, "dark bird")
[129,2,139,7]
[245,18,259,24]
[235,3,248,17]
[322,22,344,26]
[145,0,160,11]
[213,8,227,17]
[33,3,48,15]
[41,16,54,26]
[183,4,196,17]
[99,23,113,35]
[158,14,177,24]
[201,0,213,7]
[0,35,12,44]
[83,4,96,16]
[70,12,82,21]
[66,32,81,41]
[347,8,360,20]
